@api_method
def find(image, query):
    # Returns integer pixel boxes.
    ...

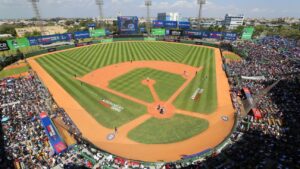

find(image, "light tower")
[197,0,206,30]
[96,0,104,28]
[145,0,152,35]
[29,0,45,35]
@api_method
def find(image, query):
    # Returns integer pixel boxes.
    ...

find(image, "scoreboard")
[118,16,139,34]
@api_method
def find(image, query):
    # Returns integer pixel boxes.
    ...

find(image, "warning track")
[28,44,235,162]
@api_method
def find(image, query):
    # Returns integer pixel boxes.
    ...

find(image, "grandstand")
[0,1,299,169]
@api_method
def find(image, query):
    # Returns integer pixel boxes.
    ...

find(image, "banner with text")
[242,27,255,40]
[74,31,91,39]
[151,28,166,36]
[7,38,30,50]
[39,112,67,154]
[178,21,191,29]
[90,29,106,37]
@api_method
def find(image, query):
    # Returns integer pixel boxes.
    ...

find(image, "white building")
[223,14,244,29]
[157,12,180,21]
[189,17,218,29]
[0,34,13,38]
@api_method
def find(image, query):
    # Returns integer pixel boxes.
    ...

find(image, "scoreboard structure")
[118,16,139,34]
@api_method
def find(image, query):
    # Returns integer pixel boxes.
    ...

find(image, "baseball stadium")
[0,0,300,169]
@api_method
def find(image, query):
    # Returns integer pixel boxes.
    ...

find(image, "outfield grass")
[109,68,186,102]
[223,54,241,61]
[127,114,209,144]
[0,66,30,79]
[37,54,147,128]
[173,49,217,114]
[36,42,216,129]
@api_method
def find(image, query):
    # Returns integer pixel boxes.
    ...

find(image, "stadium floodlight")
[96,0,104,28]
[29,0,45,35]
[145,0,152,35]
[197,0,206,30]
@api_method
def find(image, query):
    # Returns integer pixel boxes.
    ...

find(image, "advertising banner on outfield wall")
[151,28,166,36]
[37,34,61,45]
[74,31,91,39]
[28,37,39,46]
[224,32,237,41]
[164,21,177,28]
[7,38,30,50]
[89,29,106,37]
[184,30,236,40]
[210,32,223,39]
[184,30,202,37]
[178,22,191,29]
[202,31,210,38]
[0,41,10,51]
[170,30,183,36]
[60,33,73,41]
[28,33,73,46]
[152,20,164,28]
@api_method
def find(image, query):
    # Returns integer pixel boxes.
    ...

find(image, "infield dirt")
[28,44,235,162]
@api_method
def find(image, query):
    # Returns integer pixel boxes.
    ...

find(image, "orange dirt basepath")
[79,61,198,89]
[4,61,28,70]
[28,43,235,162]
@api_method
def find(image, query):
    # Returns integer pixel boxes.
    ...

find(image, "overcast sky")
[0,0,299,19]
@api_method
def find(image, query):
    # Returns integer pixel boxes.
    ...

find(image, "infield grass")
[109,68,186,102]
[128,114,209,144]
[36,42,217,129]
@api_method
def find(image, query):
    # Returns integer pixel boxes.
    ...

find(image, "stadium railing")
[113,37,145,42]
[1,38,241,167]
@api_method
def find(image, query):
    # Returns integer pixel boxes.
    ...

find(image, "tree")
[0,24,18,37]
[66,26,83,33]
[233,25,245,36]
[217,25,226,32]
[79,19,94,27]
[208,25,214,32]
[253,25,267,38]
[291,23,300,30]
[23,30,41,37]
[65,20,74,26]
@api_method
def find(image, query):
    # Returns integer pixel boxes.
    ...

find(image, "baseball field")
[28,41,235,162]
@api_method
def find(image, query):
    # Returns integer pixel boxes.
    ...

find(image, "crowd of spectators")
[164,37,300,168]
[1,36,299,169]
[0,73,154,169]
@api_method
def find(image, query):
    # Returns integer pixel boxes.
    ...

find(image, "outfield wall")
[2,40,239,167]
[0,38,222,71]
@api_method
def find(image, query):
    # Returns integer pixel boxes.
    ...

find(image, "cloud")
[0,0,299,19]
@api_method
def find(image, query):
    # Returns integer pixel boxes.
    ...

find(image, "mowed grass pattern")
[37,52,147,128]
[109,68,186,102]
[173,49,217,114]
[36,42,216,130]
[0,66,30,79]
[128,114,209,144]
[223,53,241,61]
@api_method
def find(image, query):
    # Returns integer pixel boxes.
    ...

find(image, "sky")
[0,0,299,19]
